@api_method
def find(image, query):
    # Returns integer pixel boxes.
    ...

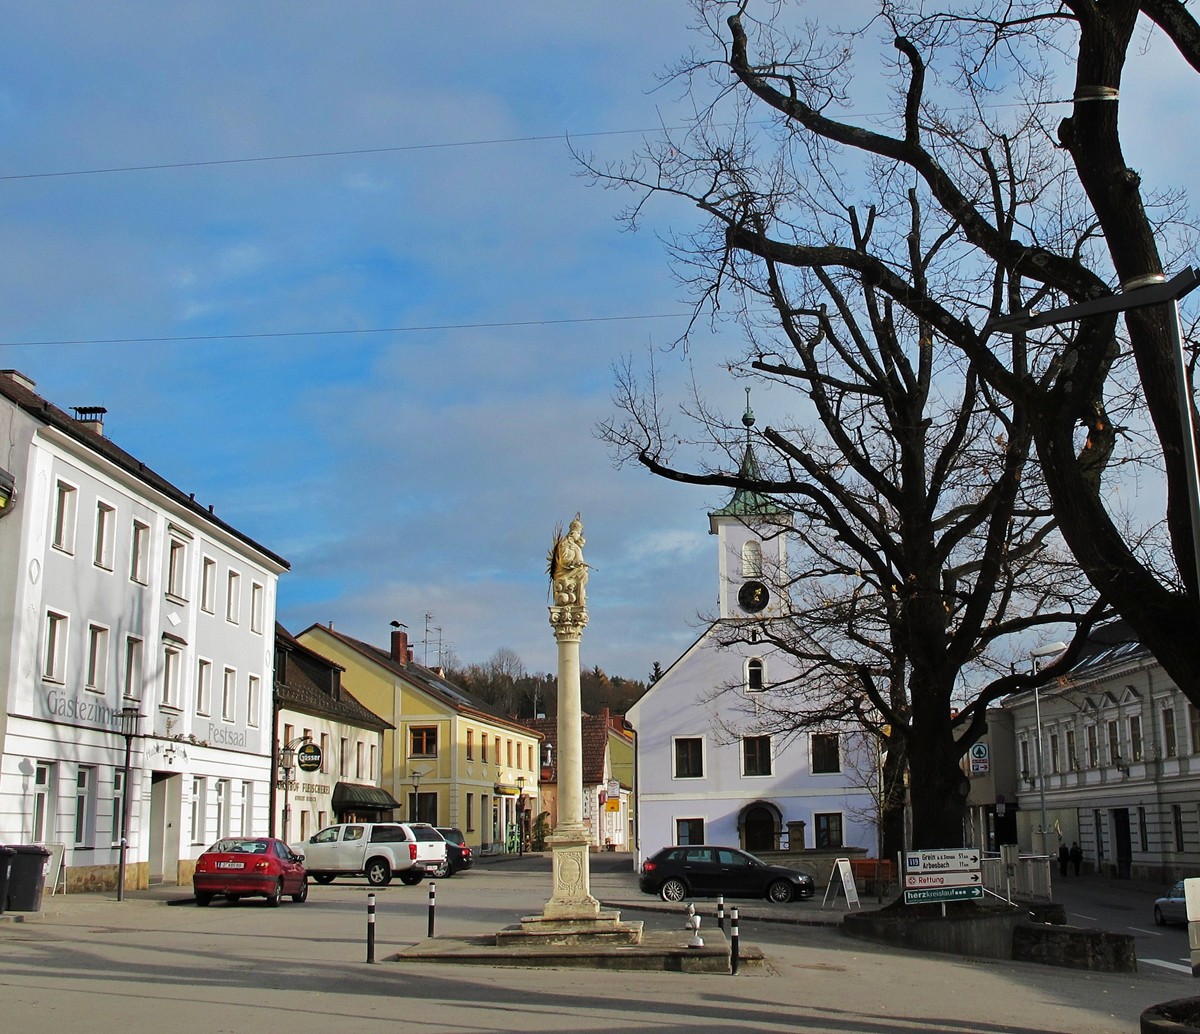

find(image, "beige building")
[296,623,541,853]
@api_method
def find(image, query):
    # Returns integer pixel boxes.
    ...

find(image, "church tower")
[707,391,791,620]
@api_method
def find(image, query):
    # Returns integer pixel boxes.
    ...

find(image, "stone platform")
[496,908,643,947]
[391,929,762,973]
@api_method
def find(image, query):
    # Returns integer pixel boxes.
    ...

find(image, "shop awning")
[331,782,402,810]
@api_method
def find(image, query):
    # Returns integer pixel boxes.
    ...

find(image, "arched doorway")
[740,802,781,853]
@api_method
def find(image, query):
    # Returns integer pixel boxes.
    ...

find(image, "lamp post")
[1030,642,1068,857]
[516,775,527,855]
[277,735,309,844]
[410,769,422,822]
[116,705,141,902]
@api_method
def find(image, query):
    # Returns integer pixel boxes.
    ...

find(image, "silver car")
[1154,881,1188,926]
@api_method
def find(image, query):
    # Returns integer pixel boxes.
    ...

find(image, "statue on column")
[548,512,588,608]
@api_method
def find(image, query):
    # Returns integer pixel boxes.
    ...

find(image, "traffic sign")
[904,886,983,904]
[905,849,980,872]
[904,870,982,890]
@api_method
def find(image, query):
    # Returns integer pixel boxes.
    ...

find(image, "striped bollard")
[428,881,436,938]
[717,895,725,933]
[366,892,376,964]
[730,906,740,976]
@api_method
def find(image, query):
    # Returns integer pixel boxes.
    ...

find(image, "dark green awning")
[331,782,401,810]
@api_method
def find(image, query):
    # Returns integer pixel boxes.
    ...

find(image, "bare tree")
[580,0,1200,848]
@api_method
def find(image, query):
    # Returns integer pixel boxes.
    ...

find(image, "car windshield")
[208,838,268,855]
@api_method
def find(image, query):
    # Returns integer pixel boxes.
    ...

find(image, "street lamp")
[116,705,141,902]
[1030,642,1068,857]
[277,735,309,844]
[410,769,422,822]
[516,775,527,856]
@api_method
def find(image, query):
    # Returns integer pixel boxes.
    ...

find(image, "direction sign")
[904,886,983,904]
[905,849,980,872]
[904,870,983,890]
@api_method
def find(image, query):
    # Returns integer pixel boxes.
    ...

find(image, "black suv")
[433,826,473,877]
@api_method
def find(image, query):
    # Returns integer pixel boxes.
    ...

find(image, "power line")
[0,310,692,348]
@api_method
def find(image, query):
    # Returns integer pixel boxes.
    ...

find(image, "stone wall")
[1011,924,1137,972]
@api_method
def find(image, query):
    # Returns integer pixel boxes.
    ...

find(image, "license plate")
[215,861,244,869]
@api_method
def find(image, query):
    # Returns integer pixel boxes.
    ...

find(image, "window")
[517,742,524,769]
[1129,715,1143,762]
[124,637,143,700]
[355,741,364,779]
[215,780,230,838]
[195,659,212,715]
[1107,720,1121,764]
[222,668,236,721]
[318,734,329,774]
[1066,729,1078,769]
[1175,804,1186,852]
[673,737,704,779]
[250,582,264,633]
[200,557,216,612]
[52,480,77,552]
[191,777,206,843]
[370,743,377,780]
[32,763,53,842]
[1086,724,1099,767]
[811,733,841,774]
[167,537,188,599]
[85,624,109,692]
[74,767,95,846]
[411,726,438,757]
[1019,738,1031,777]
[162,645,181,707]
[340,737,349,777]
[466,793,475,831]
[247,674,261,727]
[482,734,489,763]
[94,502,115,569]
[130,521,150,584]
[43,611,68,682]
[507,739,513,766]
[676,818,704,845]
[747,658,764,692]
[111,768,126,846]
[1164,708,1178,758]
[226,570,241,623]
[815,813,844,849]
[466,730,474,760]
[743,735,772,776]
[741,539,763,577]
[1049,732,1060,774]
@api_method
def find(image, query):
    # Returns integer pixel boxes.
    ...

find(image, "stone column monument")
[498,513,641,945]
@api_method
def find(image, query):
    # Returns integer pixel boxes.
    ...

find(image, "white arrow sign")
[904,870,982,889]
[905,849,981,872]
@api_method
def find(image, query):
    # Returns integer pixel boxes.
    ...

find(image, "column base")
[542,830,600,919]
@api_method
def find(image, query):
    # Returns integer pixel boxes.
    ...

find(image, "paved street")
[0,853,1192,1033]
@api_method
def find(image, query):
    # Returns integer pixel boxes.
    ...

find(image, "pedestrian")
[1070,841,1083,876]
[1058,842,1070,876]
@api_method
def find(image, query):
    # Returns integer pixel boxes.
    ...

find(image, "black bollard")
[717,895,725,933]
[367,892,376,964]
[730,906,740,976]
[428,881,436,938]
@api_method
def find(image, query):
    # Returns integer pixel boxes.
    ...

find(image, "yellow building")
[297,623,541,853]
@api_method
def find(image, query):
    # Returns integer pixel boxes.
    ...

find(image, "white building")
[0,370,288,892]
[627,412,877,864]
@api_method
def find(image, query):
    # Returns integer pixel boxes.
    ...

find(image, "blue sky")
[3,4,1197,680]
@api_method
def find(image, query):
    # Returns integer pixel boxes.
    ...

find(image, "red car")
[193,837,308,907]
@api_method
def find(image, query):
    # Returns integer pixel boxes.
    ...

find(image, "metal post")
[116,706,139,902]
[428,881,436,938]
[717,895,725,933]
[1033,684,1048,857]
[730,907,740,975]
[367,892,376,963]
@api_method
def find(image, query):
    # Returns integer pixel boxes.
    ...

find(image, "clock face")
[738,580,769,613]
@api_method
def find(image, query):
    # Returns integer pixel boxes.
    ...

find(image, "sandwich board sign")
[822,857,860,910]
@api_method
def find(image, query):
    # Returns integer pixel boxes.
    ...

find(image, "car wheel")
[194,892,212,907]
[366,858,392,886]
[291,878,309,904]
[432,859,450,879]
[767,879,795,904]
[399,870,424,886]
[266,879,283,908]
[1155,905,1166,926]
[660,878,687,902]
[312,873,335,885]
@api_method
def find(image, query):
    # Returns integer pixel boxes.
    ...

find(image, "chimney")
[71,405,107,435]
[390,623,409,665]
[0,370,36,391]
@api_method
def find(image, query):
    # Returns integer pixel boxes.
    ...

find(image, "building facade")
[296,623,541,853]
[627,420,877,865]
[273,625,397,843]
[0,370,288,891]
[1002,621,1200,882]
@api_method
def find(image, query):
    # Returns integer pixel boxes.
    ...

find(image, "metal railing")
[981,852,1052,902]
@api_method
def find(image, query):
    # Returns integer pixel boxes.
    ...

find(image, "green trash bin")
[0,847,14,915]
[5,845,50,912]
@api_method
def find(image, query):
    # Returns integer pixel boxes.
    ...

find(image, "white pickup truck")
[292,822,446,886]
